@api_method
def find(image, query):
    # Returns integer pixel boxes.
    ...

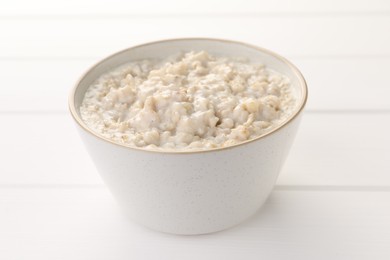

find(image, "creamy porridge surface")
[80,51,296,150]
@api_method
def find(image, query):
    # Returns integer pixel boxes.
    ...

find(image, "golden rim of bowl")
[69,38,308,154]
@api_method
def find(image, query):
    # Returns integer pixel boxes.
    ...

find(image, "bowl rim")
[69,37,308,154]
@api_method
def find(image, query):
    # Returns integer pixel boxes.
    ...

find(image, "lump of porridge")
[80,51,296,150]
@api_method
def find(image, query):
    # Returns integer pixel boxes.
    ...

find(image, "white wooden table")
[1,1,390,259]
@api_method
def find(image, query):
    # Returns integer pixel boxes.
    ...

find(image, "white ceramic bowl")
[69,38,308,235]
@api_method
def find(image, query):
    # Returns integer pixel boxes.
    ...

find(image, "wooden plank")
[0,114,101,185]
[295,58,390,111]
[278,113,390,186]
[0,113,389,186]
[0,60,93,111]
[1,0,389,15]
[0,16,389,59]
[1,58,389,111]
[1,188,389,259]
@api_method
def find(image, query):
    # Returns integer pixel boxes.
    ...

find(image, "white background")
[1,0,390,259]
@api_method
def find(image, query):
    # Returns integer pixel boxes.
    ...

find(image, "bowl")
[69,38,308,235]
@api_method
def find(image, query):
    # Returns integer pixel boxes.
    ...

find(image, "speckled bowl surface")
[69,38,307,235]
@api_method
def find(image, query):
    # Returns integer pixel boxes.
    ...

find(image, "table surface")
[1,1,390,259]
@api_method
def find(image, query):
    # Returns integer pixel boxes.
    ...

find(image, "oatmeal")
[80,51,296,150]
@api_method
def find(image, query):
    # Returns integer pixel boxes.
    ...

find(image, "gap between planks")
[2,54,390,61]
[1,184,390,192]
[0,11,390,20]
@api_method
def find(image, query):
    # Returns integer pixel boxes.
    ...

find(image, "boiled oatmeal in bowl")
[69,38,307,234]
